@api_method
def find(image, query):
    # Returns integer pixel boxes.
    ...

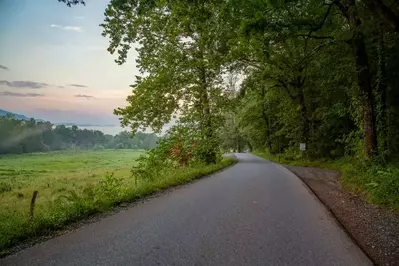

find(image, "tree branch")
[296,34,334,40]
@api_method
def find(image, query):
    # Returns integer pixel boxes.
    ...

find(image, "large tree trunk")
[297,84,309,144]
[199,66,217,164]
[362,0,399,31]
[261,86,272,152]
[377,30,389,155]
[337,0,378,158]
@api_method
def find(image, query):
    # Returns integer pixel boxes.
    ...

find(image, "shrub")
[115,143,125,149]
[131,124,221,183]
[93,144,105,150]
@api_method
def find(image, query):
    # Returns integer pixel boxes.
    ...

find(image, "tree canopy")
[102,0,399,162]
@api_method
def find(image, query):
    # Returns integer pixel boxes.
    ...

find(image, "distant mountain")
[53,122,116,127]
[0,109,116,127]
[0,109,30,120]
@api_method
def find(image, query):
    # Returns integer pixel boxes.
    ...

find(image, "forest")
[0,115,158,154]
[99,0,399,207]
[100,0,399,160]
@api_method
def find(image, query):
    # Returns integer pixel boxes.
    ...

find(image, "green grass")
[0,150,235,255]
[254,150,399,211]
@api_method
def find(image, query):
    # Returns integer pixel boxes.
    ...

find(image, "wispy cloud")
[0,80,49,89]
[0,64,9,71]
[75,16,85,19]
[75,94,95,99]
[50,24,83,32]
[87,46,106,51]
[58,86,65,89]
[0,91,44,97]
[68,84,88,88]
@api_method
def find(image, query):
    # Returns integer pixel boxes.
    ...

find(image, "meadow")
[0,149,234,254]
[0,150,144,213]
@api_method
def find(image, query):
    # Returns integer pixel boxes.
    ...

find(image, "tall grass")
[0,155,235,255]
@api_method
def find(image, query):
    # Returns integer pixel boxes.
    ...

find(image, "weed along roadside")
[0,150,236,257]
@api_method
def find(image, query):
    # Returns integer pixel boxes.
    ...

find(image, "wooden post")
[30,191,38,219]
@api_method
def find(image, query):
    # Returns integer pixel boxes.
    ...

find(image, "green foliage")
[58,0,85,7]
[132,124,222,183]
[93,144,105,150]
[255,151,399,210]
[115,143,125,149]
[0,151,235,254]
[102,0,235,163]
[0,182,12,193]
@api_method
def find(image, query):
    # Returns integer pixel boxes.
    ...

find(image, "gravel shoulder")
[285,165,399,266]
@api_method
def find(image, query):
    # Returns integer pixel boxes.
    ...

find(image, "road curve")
[2,153,372,266]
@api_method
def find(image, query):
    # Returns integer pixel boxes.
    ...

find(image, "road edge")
[276,163,376,265]
[1,157,238,259]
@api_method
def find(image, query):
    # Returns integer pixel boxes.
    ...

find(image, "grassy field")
[0,149,235,254]
[0,150,144,213]
[254,150,399,210]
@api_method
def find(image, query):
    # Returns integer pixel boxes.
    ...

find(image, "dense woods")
[102,0,399,163]
[0,116,158,154]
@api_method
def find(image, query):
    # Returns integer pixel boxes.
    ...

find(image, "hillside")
[0,109,29,120]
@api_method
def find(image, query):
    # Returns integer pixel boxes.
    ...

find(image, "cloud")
[0,80,49,89]
[0,91,44,97]
[0,64,9,71]
[50,24,83,32]
[75,94,95,99]
[87,46,106,51]
[75,16,85,19]
[58,86,65,89]
[68,84,88,88]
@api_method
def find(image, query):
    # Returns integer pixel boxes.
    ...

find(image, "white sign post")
[299,143,306,151]
[300,143,306,161]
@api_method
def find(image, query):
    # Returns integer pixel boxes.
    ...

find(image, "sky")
[0,0,140,127]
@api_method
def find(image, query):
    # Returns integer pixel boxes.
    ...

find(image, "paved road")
[2,153,372,266]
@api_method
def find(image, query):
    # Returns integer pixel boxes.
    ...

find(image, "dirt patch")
[285,165,399,266]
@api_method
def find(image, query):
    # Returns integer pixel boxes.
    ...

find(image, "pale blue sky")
[0,0,139,125]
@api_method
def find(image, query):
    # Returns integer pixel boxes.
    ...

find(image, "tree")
[102,0,234,163]
[58,0,85,7]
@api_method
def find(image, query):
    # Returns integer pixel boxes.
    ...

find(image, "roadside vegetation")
[254,150,399,210]
[0,147,235,254]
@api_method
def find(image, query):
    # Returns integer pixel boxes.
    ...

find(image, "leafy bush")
[93,144,105,150]
[115,143,125,149]
[132,125,221,182]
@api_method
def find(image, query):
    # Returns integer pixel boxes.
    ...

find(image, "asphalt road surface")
[2,153,372,266]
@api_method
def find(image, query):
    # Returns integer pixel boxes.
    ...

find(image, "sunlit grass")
[0,150,235,255]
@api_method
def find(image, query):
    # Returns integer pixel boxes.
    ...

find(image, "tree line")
[100,0,399,163]
[0,116,158,154]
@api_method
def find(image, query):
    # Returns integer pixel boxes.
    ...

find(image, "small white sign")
[300,143,306,151]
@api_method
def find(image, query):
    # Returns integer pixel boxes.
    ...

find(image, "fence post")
[30,191,38,219]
